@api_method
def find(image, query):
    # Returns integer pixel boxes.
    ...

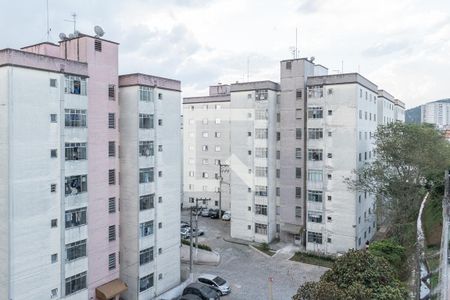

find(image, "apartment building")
[304,74,378,253]
[183,85,231,211]
[0,32,181,300]
[119,74,181,299]
[377,90,396,125]
[229,81,279,243]
[394,99,405,122]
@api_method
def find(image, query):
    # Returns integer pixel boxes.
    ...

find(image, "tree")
[347,123,450,229]
[293,250,407,300]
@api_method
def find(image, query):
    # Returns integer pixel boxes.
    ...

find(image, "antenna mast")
[46,0,51,41]
[295,27,298,59]
[64,13,77,33]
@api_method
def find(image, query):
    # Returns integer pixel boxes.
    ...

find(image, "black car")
[182,283,220,300]
[209,209,220,219]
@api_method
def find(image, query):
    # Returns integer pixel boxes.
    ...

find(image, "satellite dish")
[74,30,80,37]
[59,33,67,40]
[94,25,105,37]
[310,56,315,62]
[68,33,74,39]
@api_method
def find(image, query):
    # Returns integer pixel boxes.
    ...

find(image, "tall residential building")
[377,90,396,125]
[421,100,450,128]
[183,85,231,211]
[0,33,181,300]
[119,74,181,299]
[229,81,280,243]
[304,74,378,253]
[394,99,405,122]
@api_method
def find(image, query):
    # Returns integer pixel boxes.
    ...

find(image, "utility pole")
[189,206,193,274]
[268,277,273,300]
[217,160,229,219]
[195,197,210,257]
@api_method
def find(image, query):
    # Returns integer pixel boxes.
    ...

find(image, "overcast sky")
[1,0,449,108]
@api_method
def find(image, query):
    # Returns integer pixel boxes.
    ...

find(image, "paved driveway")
[181,211,327,300]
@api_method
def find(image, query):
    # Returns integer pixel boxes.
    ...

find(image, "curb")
[249,244,274,258]
[222,237,250,246]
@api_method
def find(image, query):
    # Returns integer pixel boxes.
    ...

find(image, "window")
[202,172,208,178]
[139,141,154,157]
[50,114,57,123]
[158,93,163,100]
[255,148,268,158]
[215,146,221,152]
[202,145,208,151]
[108,85,115,100]
[51,184,57,192]
[276,113,280,122]
[94,39,102,52]
[65,143,87,160]
[295,168,302,178]
[65,272,87,296]
[65,175,87,195]
[307,86,323,98]
[255,109,268,120]
[255,167,268,177]
[50,149,57,158]
[248,131,252,137]
[255,223,267,234]
[158,222,162,229]
[295,187,302,198]
[296,89,302,99]
[64,76,86,95]
[215,118,221,124]
[295,206,302,218]
[50,78,57,87]
[51,288,58,298]
[108,253,116,270]
[277,132,281,141]
[65,207,87,229]
[255,204,267,215]
[308,128,323,139]
[65,109,87,127]
[140,221,154,237]
[308,190,323,202]
[286,61,292,69]
[51,219,57,228]
[140,273,154,292]
[158,119,163,126]
[138,86,154,101]
[255,129,268,139]
[308,170,323,182]
[107,197,116,214]
[140,247,154,265]
[327,173,332,180]
[159,274,163,280]
[295,109,302,119]
[255,185,268,196]
[139,114,154,129]
[139,168,154,183]
[276,187,280,196]
[328,110,332,116]
[108,225,116,241]
[215,132,221,138]
[202,159,209,165]
[109,169,116,185]
[296,128,302,139]
[255,89,268,101]
[51,253,58,263]
[66,239,86,261]
[327,153,332,158]
[158,196,162,203]
[308,211,323,223]
[158,171,163,177]
[307,231,323,244]
[158,248,162,254]
[108,113,115,129]
[308,107,323,119]
[308,149,323,161]
[295,148,302,159]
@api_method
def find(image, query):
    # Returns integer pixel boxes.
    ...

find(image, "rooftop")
[119,73,181,91]
[306,73,378,93]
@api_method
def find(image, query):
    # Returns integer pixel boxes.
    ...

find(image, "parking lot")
[181,210,327,300]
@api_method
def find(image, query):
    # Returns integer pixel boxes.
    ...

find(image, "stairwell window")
[308,107,323,119]
[308,128,323,139]
[140,221,154,237]
[255,223,268,235]
[65,109,87,127]
[139,168,154,183]
[65,272,87,296]
[139,141,154,157]
[140,86,154,101]
[308,149,323,161]
[65,207,87,228]
[65,175,87,195]
[307,231,323,244]
[139,114,154,129]
[139,273,154,292]
[140,247,154,265]
[64,75,86,95]
[255,205,267,216]
[65,143,87,160]
[140,194,155,211]
[308,211,323,223]
[308,190,323,202]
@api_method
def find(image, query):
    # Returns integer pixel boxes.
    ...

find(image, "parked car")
[181,221,190,229]
[221,211,231,221]
[182,283,220,300]
[179,294,203,300]
[181,228,204,239]
[197,274,231,296]
[209,209,220,219]
[201,208,210,217]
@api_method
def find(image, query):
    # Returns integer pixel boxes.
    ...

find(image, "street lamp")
[217,160,229,219]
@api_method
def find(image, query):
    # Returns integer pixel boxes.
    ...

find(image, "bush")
[181,239,212,251]
[368,240,406,271]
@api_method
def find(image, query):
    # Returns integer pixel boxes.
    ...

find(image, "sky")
[1,0,449,108]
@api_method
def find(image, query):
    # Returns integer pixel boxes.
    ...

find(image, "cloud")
[297,0,321,14]
[363,40,411,57]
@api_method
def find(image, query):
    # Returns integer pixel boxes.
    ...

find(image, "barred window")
[307,231,323,244]
[108,197,116,213]
[296,128,302,139]
[255,148,268,158]
[109,169,116,185]
[295,187,302,199]
[308,190,323,202]
[255,89,268,101]
[65,143,87,160]
[139,168,154,183]
[65,175,87,195]
[308,128,323,139]
[140,221,154,237]
[140,194,155,211]
[108,141,115,157]
[108,84,115,100]
[255,129,268,139]
[65,239,87,261]
[308,211,323,223]
[255,223,267,235]
[139,114,154,129]
[295,148,302,159]
[308,107,323,119]
[296,167,302,178]
[65,207,87,228]
[65,109,87,127]
[255,109,268,120]
[139,86,154,102]
[295,206,302,218]
[94,40,102,52]
[255,185,268,196]
[139,141,154,157]
[108,113,115,129]
[307,86,323,98]
[140,247,154,265]
[308,149,323,161]
[308,170,323,182]
[296,89,302,99]
[108,253,116,270]
[139,273,154,292]
[255,167,268,177]
[255,204,267,216]
[108,225,116,241]
[65,271,87,296]
[64,75,87,95]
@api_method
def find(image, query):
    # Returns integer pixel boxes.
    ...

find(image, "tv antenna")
[289,28,300,59]
[46,0,51,41]
[64,13,77,34]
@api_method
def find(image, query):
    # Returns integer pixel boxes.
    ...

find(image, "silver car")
[197,274,231,296]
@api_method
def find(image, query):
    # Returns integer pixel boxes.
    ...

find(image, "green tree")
[368,240,406,272]
[293,250,407,300]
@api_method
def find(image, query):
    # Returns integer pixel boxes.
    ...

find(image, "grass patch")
[290,251,335,268]
[423,192,443,247]
[254,243,276,256]
[181,239,212,251]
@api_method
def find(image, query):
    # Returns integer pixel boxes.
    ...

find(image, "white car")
[197,274,231,295]
[222,211,231,221]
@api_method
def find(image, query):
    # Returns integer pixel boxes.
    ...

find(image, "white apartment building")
[394,99,405,122]
[305,74,378,253]
[377,90,396,125]
[183,85,231,211]
[229,81,279,243]
[119,74,181,299]
[421,100,450,128]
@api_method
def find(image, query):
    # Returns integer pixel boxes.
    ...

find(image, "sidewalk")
[180,244,221,266]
